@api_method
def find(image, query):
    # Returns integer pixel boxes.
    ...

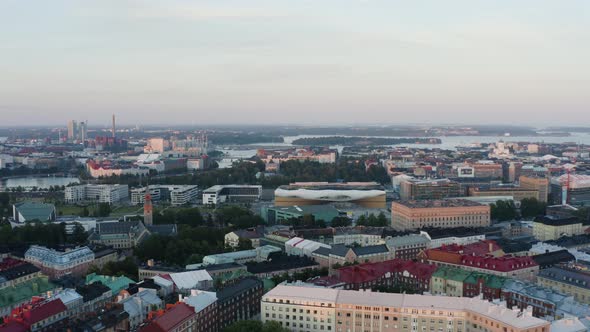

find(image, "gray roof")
[538,267,590,288]
[13,202,55,221]
[352,244,390,256]
[386,234,430,248]
[146,224,177,236]
[96,221,140,234]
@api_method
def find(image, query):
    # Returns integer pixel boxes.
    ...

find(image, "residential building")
[225,226,265,248]
[86,159,149,178]
[0,276,57,318]
[64,184,129,204]
[420,242,538,281]
[286,238,331,258]
[76,281,113,314]
[537,266,590,305]
[519,176,550,202]
[261,285,551,332]
[430,267,508,300]
[531,250,575,269]
[203,185,262,205]
[140,302,197,332]
[533,216,585,241]
[502,279,590,319]
[274,182,386,208]
[332,227,384,247]
[391,200,490,231]
[24,245,95,279]
[420,228,486,249]
[385,234,430,260]
[322,259,437,292]
[118,289,163,330]
[180,290,218,332]
[216,277,264,330]
[1,298,67,332]
[322,244,394,268]
[168,270,213,294]
[0,257,42,289]
[399,178,462,201]
[85,273,135,295]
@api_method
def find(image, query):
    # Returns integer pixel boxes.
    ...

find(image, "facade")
[420,229,486,249]
[261,285,550,332]
[225,227,265,248]
[64,184,129,204]
[519,176,550,202]
[12,202,56,224]
[532,216,585,241]
[399,178,462,201]
[274,182,386,208]
[216,277,264,330]
[537,266,590,305]
[170,185,200,206]
[391,200,490,231]
[203,185,262,205]
[24,245,95,279]
[86,159,149,178]
[550,174,590,206]
[118,289,164,329]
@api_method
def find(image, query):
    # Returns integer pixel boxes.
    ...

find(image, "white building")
[65,184,129,204]
[202,185,262,205]
[285,237,331,257]
[202,245,281,265]
[168,270,213,293]
[420,230,485,249]
[131,185,199,206]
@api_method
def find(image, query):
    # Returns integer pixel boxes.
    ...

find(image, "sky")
[1,0,589,127]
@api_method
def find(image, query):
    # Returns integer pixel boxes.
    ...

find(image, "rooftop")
[395,199,486,209]
[264,285,549,329]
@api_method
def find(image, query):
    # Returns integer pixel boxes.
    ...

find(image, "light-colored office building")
[391,199,490,231]
[65,184,129,204]
[203,185,262,205]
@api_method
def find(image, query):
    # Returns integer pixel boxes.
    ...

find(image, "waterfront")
[0,176,79,190]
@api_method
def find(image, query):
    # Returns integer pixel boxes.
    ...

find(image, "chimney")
[112,114,116,138]
[489,242,493,253]
[178,294,183,302]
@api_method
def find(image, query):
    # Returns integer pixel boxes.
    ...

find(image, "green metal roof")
[464,272,509,289]
[0,276,57,308]
[431,266,472,282]
[85,273,135,294]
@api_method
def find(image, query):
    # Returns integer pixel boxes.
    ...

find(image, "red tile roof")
[335,259,437,284]
[23,299,67,325]
[140,302,196,332]
[0,321,27,332]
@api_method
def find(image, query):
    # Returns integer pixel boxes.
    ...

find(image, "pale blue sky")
[1,0,589,126]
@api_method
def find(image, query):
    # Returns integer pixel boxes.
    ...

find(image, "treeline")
[490,197,547,221]
[208,133,284,145]
[0,222,87,247]
[291,136,440,146]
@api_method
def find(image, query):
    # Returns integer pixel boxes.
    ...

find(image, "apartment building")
[519,176,549,203]
[532,216,585,241]
[261,285,550,332]
[537,266,590,305]
[24,245,95,280]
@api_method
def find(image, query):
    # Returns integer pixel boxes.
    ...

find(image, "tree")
[520,198,546,219]
[490,200,517,221]
[69,223,88,245]
[81,206,90,217]
[95,203,111,217]
[330,216,352,227]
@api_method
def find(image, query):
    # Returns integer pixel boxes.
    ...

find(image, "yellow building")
[537,266,590,305]
[532,216,584,241]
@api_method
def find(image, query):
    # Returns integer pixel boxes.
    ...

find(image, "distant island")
[292,136,442,146]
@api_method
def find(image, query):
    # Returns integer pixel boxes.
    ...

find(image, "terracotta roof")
[140,303,196,332]
[23,299,67,325]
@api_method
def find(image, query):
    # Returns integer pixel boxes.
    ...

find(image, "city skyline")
[1,0,589,126]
